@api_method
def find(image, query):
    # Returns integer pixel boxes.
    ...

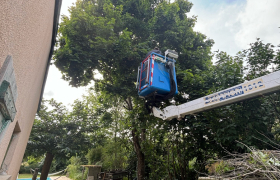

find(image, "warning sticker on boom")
[204,79,265,105]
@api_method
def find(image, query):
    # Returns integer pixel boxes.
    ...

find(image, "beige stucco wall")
[0,0,56,179]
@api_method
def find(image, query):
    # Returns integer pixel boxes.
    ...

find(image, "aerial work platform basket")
[137,51,178,98]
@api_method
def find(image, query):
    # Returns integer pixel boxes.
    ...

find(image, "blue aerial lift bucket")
[137,51,178,98]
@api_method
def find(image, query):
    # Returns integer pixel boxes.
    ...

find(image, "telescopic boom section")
[152,70,280,120]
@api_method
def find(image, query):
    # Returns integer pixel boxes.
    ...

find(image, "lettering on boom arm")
[204,79,265,105]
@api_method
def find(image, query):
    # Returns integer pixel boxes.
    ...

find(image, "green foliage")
[25,99,92,175]
[207,40,280,154]
[27,99,91,158]
[243,38,280,78]
[20,155,44,173]
[19,163,40,174]
[86,140,129,171]
[54,0,213,101]
[215,161,234,175]
[86,147,103,165]
[189,158,197,170]
[81,93,131,171]
[67,156,84,180]
[249,150,280,167]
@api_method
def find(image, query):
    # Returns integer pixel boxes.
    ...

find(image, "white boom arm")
[152,70,280,120]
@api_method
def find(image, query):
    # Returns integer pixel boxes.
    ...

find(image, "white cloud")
[44,65,92,108]
[189,0,280,56]
[189,0,246,55]
[44,90,54,97]
[235,0,280,49]
[60,0,76,18]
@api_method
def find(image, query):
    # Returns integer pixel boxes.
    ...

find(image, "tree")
[71,91,132,170]
[141,40,280,179]
[26,99,91,180]
[203,40,280,156]
[54,0,214,179]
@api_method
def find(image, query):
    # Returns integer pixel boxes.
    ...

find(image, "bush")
[19,160,43,174]
[67,156,84,180]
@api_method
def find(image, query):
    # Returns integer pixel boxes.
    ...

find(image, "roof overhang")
[37,0,62,112]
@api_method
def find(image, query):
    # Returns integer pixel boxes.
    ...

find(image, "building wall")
[0,0,56,179]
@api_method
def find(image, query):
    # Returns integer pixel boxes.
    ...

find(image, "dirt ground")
[50,176,72,180]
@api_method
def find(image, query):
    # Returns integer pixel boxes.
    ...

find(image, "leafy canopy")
[54,0,213,101]
[26,99,91,159]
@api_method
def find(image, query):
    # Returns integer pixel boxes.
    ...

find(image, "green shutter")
[0,55,17,140]
[0,119,9,135]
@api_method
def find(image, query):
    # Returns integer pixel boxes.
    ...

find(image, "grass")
[18,174,63,179]
[18,174,40,179]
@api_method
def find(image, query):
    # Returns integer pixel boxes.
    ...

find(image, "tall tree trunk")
[127,97,145,180]
[40,152,54,180]
[132,128,145,180]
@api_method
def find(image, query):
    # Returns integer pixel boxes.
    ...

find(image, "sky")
[43,0,280,108]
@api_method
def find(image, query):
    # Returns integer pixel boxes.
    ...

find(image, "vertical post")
[40,152,54,180]
[82,166,84,180]
[32,168,39,180]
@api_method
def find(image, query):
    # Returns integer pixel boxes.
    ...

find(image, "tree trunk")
[32,168,39,180]
[127,97,145,179]
[40,152,54,180]
[132,128,145,180]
